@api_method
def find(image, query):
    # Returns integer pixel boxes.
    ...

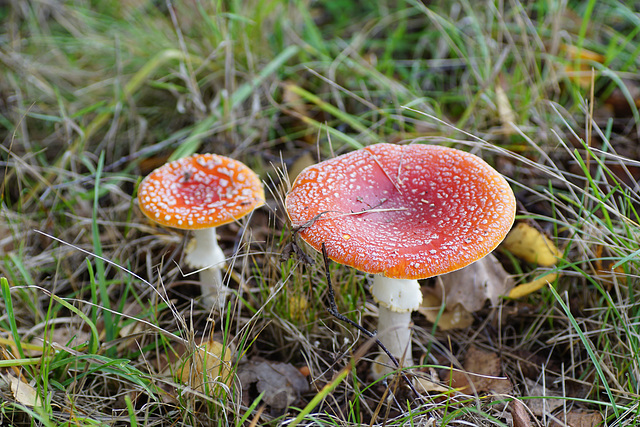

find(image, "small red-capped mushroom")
[138,153,264,309]
[285,143,516,377]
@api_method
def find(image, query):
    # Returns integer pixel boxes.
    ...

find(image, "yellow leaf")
[562,44,605,63]
[288,293,309,322]
[288,152,315,184]
[282,81,311,118]
[6,375,41,407]
[561,44,605,88]
[502,222,561,266]
[418,292,473,330]
[508,273,558,299]
[176,339,233,393]
[496,76,516,135]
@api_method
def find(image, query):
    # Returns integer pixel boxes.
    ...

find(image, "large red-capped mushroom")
[138,153,264,309]
[285,143,516,377]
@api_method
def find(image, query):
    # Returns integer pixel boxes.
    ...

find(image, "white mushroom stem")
[370,275,422,379]
[185,228,228,310]
[376,308,413,364]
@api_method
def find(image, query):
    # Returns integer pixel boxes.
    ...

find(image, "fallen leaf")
[414,367,450,393]
[176,338,233,393]
[522,378,566,417]
[592,244,625,290]
[604,81,640,117]
[549,410,603,427]
[508,272,558,299]
[418,292,473,330]
[282,81,312,118]
[281,82,317,144]
[30,324,93,355]
[510,399,533,427]
[463,346,502,377]
[288,293,309,322]
[496,75,517,135]
[5,374,41,407]
[139,154,171,175]
[237,360,309,410]
[561,44,605,89]
[118,302,145,338]
[432,253,515,313]
[562,44,605,63]
[502,222,561,266]
[288,152,316,183]
[444,345,512,395]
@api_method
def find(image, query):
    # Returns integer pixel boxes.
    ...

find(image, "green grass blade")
[169,45,300,160]
[124,395,138,427]
[547,283,620,417]
[46,293,100,355]
[235,392,265,427]
[1,277,26,359]
[91,151,115,346]
[0,357,42,368]
[289,361,351,426]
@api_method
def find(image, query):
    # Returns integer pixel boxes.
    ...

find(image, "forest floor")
[1,0,640,425]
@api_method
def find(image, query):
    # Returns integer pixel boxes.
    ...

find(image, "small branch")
[320,243,422,399]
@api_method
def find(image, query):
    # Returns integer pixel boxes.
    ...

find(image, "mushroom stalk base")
[372,308,414,379]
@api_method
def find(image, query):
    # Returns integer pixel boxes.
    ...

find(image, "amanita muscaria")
[138,153,264,309]
[285,143,516,377]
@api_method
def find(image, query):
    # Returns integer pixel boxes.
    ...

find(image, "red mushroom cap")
[138,153,264,230]
[285,143,516,279]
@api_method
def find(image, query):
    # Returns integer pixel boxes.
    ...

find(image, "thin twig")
[320,243,422,399]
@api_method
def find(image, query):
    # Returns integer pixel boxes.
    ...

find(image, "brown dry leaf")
[118,302,145,338]
[418,292,473,330]
[549,410,603,427]
[5,374,41,407]
[29,324,92,356]
[604,81,640,117]
[523,378,566,416]
[444,345,512,395]
[414,367,450,393]
[509,272,558,299]
[298,365,310,377]
[434,253,515,313]
[175,339,233,393]
[237,360,309,410]
[510,399,533,427]
[502,222,561,266]
[48,326,92,348]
